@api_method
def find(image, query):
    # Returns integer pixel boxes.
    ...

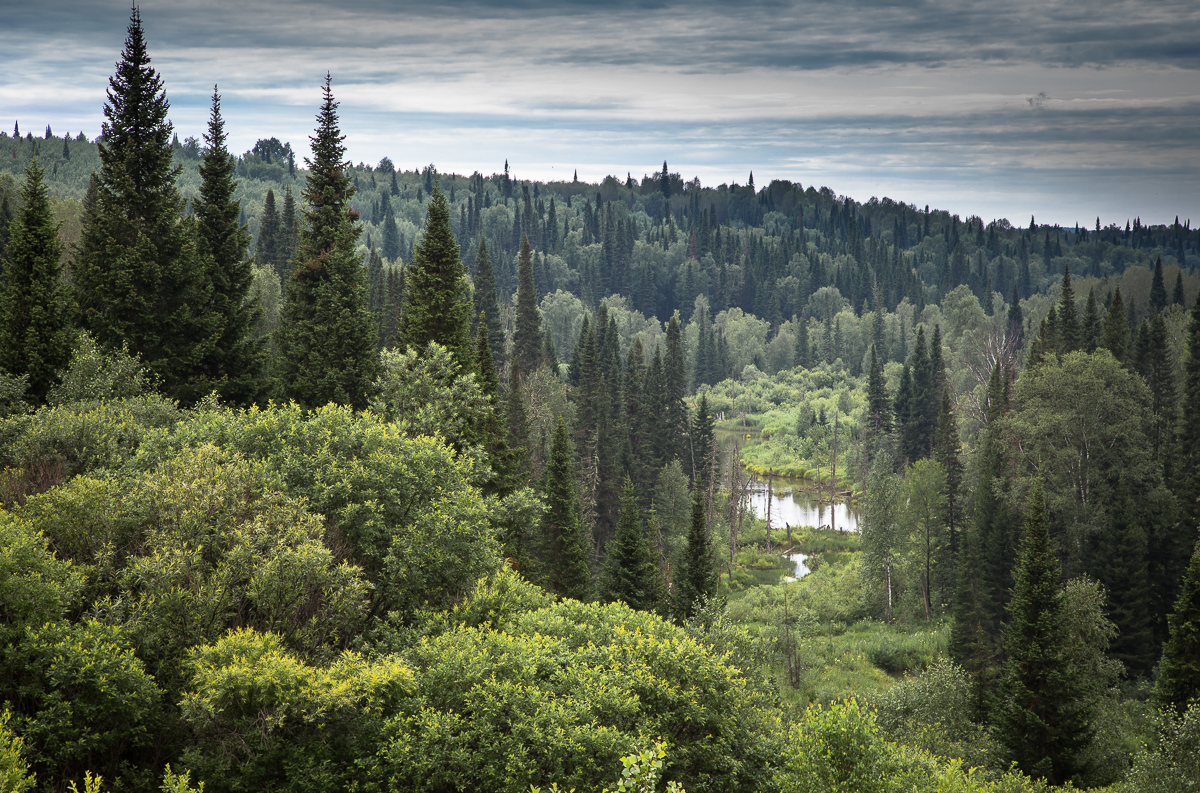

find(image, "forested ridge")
[1,8,1199,793]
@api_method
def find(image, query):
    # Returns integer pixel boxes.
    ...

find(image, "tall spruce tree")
[193,87,265,405]
[537,417,592,600]
[663,315,689,462]
[0,159,73,402]
[257,188,281,277]
[513,233,541,374]
[993,479,1093,785]
[1100,286,1129,364]
[402,180,471,367]
[1058,263,1079,353]
[1150,256,1168,312]
[675,480,718,619]
[275,75,377,409]
[280,185,298,265]
[691,393,715,485]
[74,6,206,398]
[1089,485,1153,674]
[866,344,891,439]
[381,209,401,262]
[934,387,964,561]
[599,477,667,613]
[471,237,504,367]
[1177,292,1200,558]
[1081,287,1101,353]
[1155,539,1200,713]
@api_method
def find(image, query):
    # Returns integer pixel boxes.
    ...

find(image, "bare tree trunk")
[885,552,893,622]
[765,468,773,551]
[831,409,838,534]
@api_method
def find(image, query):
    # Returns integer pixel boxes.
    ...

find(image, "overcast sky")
[2,0,1198,226]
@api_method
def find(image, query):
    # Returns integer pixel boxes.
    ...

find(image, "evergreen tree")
[402,179,471,367]
[1173,271,1186,306]
[275,75,377,409]
[993,479,1093,785]
[475,317,517,497]
[280,184,298,265]
[381,209,401,261]
[793,317,810,368]
[0,159,72,402]
[1089,486,1153,674]
[663,315,689,462]
[471,237,505,367]
[367,244,384,318]
[903,326,935,461]
[506,357,531,482]
[934,388,964,561]
[1155,540,1200,712]
[1058,263,1079,353]
[599,477,666,613]
[866,344,891,438]
[1136,313,1176,464]
[513,234,541,374]
[1081,287,1101,354]
[193,86,265,405]
[1100,286,1128,363]
[1177,292,1200,562]
[74,6,206,398]
[1007,285,1024,347]
[675,480,717,619]
[930,324,945,398]
[690,392,715,485]
[1150,256,1168,312]
[257,188,281,277]
[537,417,592,600]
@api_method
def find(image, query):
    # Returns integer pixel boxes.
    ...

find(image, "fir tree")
[794,317,810,368]
[193,86,265,405]
[513,234,541,374]
[1089,486,1153,674]
[1100,286,1128,363]
[866,344,891,438]
[934,388,963,561]
[1150,256,1168,312]
[475,316,517,497]
[402,179,472,367]
[1173,271,1186,306]
[537,417,592,600]
[675,480,718,619]
[74,6,206,398]
[280,184,298,265]
[599,477,666,613]
[1081,287,1101,354]
[471,237,504,367]
[506,357,531,482]
[993,479,1093,785]
[690,392,715,485]
[257,188,281,277]
[275,75,378,409]
[1058,263,1079,353]
[0,159,73,402]
[381,209,401,261]
[663,315,689,462]
[1177,292,1200,562]
[1155,540,1200,712]
[1007,285,1024,347]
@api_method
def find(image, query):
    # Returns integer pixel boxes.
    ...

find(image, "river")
[746,481,861,533]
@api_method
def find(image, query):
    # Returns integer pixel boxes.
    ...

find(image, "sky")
[1,0,1198,227]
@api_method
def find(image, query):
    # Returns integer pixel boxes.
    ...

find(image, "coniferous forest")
[3,8,1200,793]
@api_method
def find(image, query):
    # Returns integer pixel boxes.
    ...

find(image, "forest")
[1,8,1199,793]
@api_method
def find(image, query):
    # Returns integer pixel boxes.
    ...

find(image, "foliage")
[47,332,156,405]
[0,710,35,793]
[1120,701,1200,793]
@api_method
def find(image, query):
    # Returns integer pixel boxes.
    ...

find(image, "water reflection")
[783,551,811,579]
[746,482,860,533]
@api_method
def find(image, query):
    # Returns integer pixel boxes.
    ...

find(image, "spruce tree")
[1089,486,1153,674]
[513,233,541,374]
[866,344,891,438]
[1081,287,1101,354]
[0,159,73,402]
[934,388,963,560]
[537,417,592,600]
[475,317,517,497]
[691,393,715,485]
[506,357,531,482]
[793,318,810,368]
[275,75,378,409]
[664,315,689,462]
[1173,271,1186,307]
[675,480,718,619]
[993,479,1093,785]
[1177,292,1200,559]
[280,185,298,265]
[1058,263,1079,352]
[1155,540,1200,712]
[471,237,504,367]
[381,209,401,262]
[1100,286,1129,363]
[599,477,667,613]
[1007,285,1024,347]
[193,87,265,405]
[258,188,281,276]
[74,6,205,398]
[1150,256,1168,312]
[402,180,471,366]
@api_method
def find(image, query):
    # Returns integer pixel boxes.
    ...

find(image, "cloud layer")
[2,0,1197,224]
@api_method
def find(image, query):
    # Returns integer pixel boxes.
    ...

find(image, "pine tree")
[537,417,592,600]
[1155,540,1200,712]
[402,179,471,367]
[1100,286,1128,363]
[1150,256,1168,312]
[74,6,206,398]
[471,237,504,367]
[0,159,73,402]
[675,480,717,619]
[513,234,541,374]
[993,479,1093,784]
[1081,287,1101,354]
[258,188,281,277]
[275,75,378,409]
[599,477,666,613]
[1058,263,1079,352]
[193,87,265,405]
